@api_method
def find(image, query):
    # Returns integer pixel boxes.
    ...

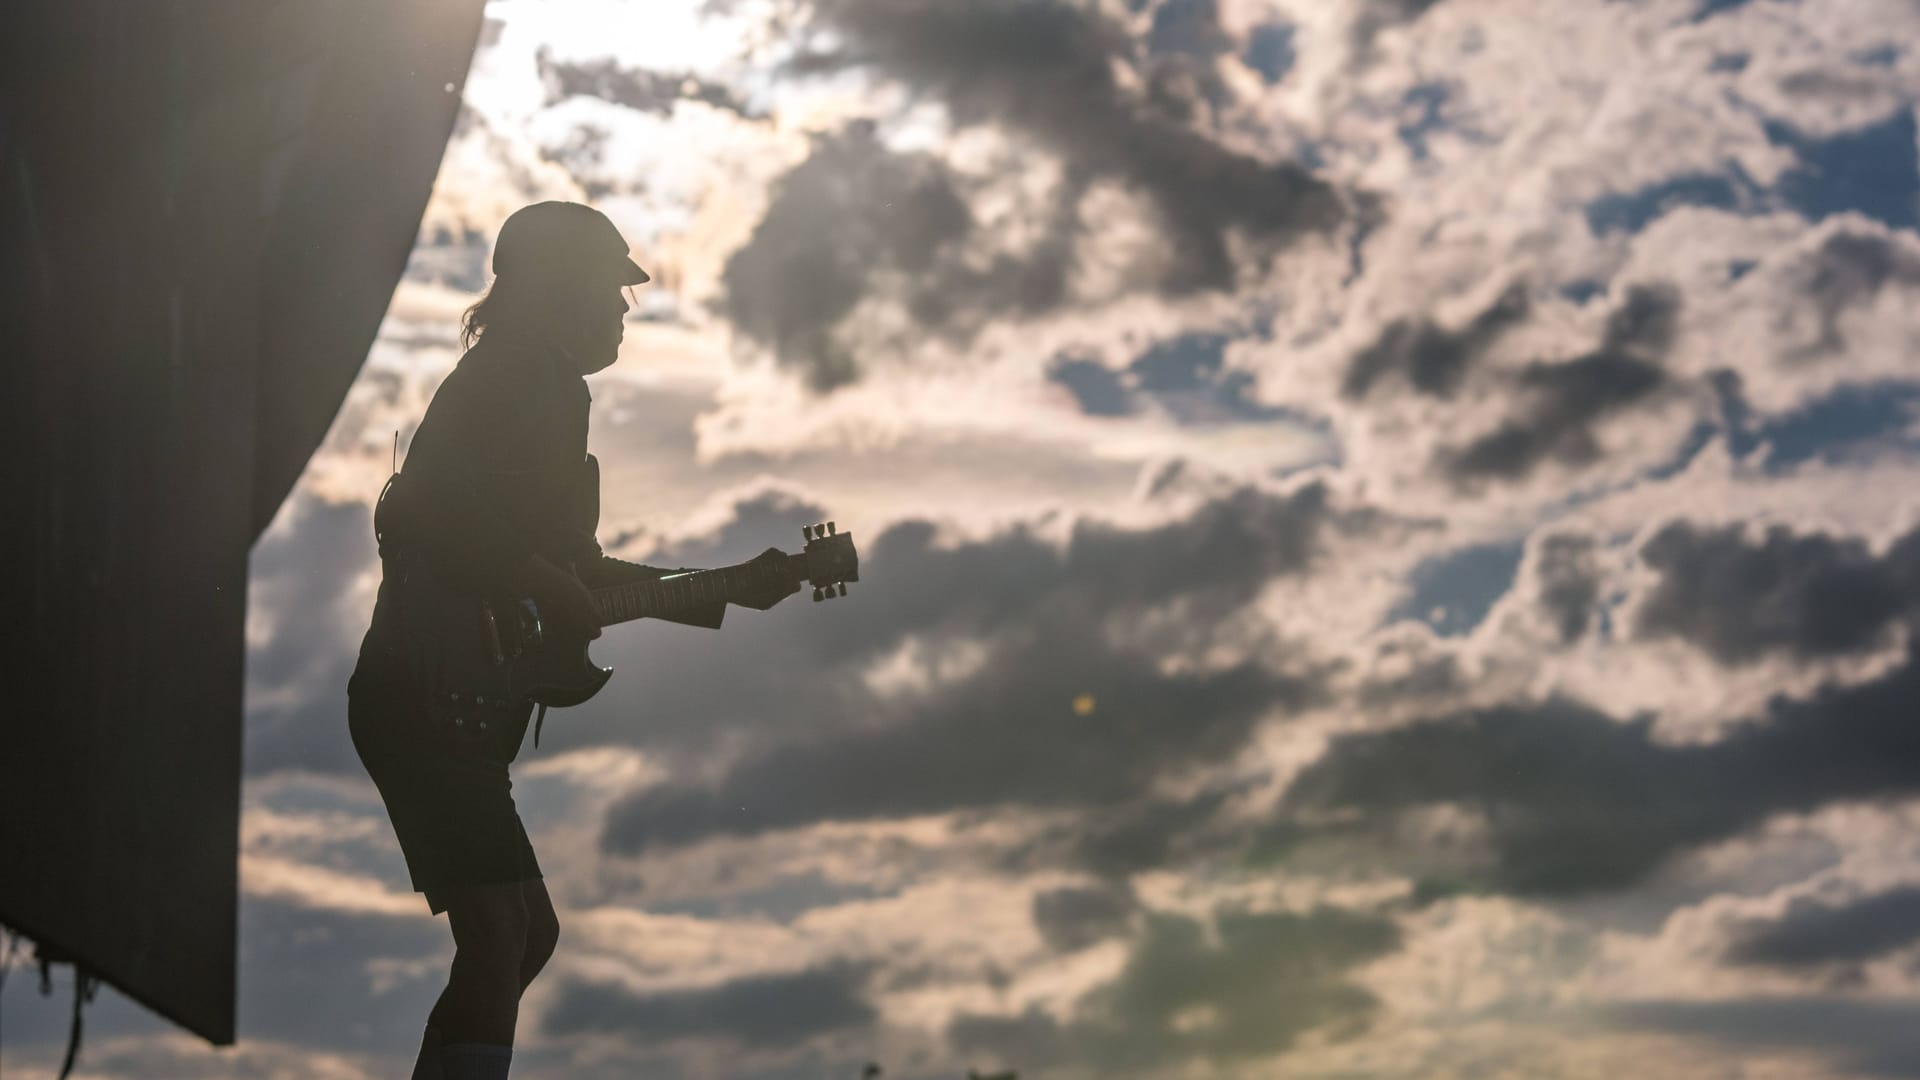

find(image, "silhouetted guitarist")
[347,201,800,1080]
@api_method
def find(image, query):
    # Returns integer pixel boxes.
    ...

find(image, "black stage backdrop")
[0,0,484,1044]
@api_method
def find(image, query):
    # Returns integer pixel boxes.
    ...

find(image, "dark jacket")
[359,334,724,669]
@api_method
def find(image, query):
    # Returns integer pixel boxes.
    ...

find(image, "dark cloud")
[545,474,1362,800]
[543,963,876,1050]
[803,479,1348,665]
[1606,997,1920,1080]
[642,871,888,922]
[601,619,1315,853]
[797,0,1350,270]
[1146,0,1232,62]
[244,494,379,776]
[1,895,448,1067]
[727,0,1354,388]
[1787,230,1920,355]
[1535,532,1601,644]
[1344,283,1528,400]
[950,907,1399,1070]
[1636,520,1917,665]
[1031,882,1138,953]
[234,899,448,1054]
[1142,0,1236,122]
[1280,645,1920,896]
[995,783,1265,882]
[1729,886,1920,969]
[1444,284,1679,485]
[1044,788,1245,879]
[599,482,1354,854]
[718,121,1005,391]
[537,48,757,118]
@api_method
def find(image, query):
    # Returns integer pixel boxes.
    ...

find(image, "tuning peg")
[827,521,836,535]
[812,586,824,602]
[837,581,847,597]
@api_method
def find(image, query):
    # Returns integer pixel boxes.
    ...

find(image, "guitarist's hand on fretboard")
[731,547,806,610]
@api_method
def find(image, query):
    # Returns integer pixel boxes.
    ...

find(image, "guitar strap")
[533,453,595,751]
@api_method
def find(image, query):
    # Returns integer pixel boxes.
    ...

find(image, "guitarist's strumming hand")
[508,553,603,639]
[732,546,804,611]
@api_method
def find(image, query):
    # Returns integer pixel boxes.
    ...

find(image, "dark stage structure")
[2,0,485,1047]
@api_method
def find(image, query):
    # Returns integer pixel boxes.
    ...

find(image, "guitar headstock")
[800,521,859,601]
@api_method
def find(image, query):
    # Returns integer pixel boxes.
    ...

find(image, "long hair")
[460,280,505,350]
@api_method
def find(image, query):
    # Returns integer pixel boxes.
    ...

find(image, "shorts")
[347,655,542,915]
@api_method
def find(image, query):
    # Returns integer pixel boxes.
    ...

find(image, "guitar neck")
[588,557,796,627]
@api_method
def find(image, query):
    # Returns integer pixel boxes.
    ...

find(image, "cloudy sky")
[8,0,1920,1076]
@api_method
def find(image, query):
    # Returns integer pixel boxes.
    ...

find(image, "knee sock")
[441,1042,514,1080]
[411,1025,445,1080]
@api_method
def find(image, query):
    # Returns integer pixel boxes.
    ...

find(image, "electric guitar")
[398,522,858,726]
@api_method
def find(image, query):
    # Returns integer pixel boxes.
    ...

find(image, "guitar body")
[397,569,614,711]
[376,461,861,729]
[498,615,614,708]
[378,495,860,722]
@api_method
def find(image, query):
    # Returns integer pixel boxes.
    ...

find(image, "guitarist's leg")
[421,880,528,1077]
[518,878,559,992]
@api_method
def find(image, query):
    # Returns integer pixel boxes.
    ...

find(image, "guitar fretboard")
[590,561,790,626]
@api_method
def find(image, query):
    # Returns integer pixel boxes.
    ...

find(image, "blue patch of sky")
[1048,354,1136,417]
[1046,333,1302,425]
[1766,110,1920,231]
[1710,52,1751,74]
[1728,259,1758,281]
[1386,542,1526,638]
[1131,332,1232,392]
[1851,43,1901,68]
[1243,22,1296,84]
[1752,382,1920,470]
[1580,106,1918,237]
[1685,374,1920,474]
[1132,332,1293,424]
[1692,0,1753,23]
[1560,279,1607,304]
[1398,83,1451,162]
[1584,172,1753,236]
